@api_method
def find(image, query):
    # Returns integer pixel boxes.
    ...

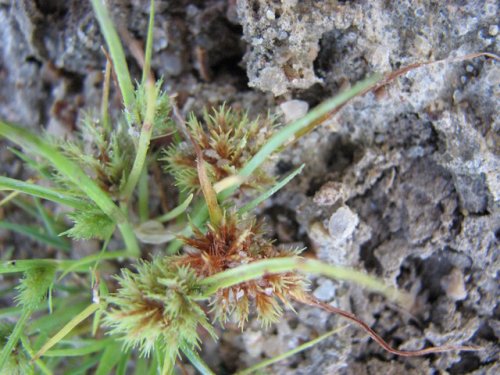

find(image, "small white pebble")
[441,268,467,301]
[265,9,275,20]
[328,206,359,243]
[313,279,336,301]
[488,24,498,36]
[279,100,309,123]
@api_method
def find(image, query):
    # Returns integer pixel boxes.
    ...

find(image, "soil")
[0,1,498,374]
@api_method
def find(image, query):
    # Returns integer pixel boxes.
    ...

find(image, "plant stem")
[224,74,383,197]
[238,164,304,216]
[142,0,155,84]
[199,257,407,304]
[121,80,157,201]
[138,167,149,222]
[0,308,31,370]
[90,0,135,111]
[101,58,112,133]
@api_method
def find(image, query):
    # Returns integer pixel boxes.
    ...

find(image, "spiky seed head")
[104,258,216,359]
[161,105,276,193]
[15,265,56,311]
[178,212,309,328]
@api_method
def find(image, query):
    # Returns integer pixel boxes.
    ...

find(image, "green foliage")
[0,323,31,375]
[104,258,216,360]
[55,114,135,198]
[62,206,115,240]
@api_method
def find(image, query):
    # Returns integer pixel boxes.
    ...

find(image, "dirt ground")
[0,1,498,374]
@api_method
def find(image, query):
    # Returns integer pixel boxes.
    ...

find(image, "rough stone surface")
[0,0,498,374]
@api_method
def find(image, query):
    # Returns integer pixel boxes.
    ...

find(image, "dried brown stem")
[294,52,499,140]
[171,101,223,227]
[304,296,481,357]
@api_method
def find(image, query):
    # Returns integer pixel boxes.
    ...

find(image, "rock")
[327,206,359,243]
[279,99,309,123]
[441,268,468,301]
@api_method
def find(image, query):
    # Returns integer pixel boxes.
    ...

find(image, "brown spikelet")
[178,212,308,328]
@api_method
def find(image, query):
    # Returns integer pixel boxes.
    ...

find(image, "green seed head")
[104,258,216,359]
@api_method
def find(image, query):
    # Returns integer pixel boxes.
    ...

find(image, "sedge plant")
[1,0,496,374]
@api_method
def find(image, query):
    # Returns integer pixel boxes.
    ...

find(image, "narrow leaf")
[0,176,89,210]
[90,0,135,110]
[238,164,304,215]
[157,194,193,223]
[181,345,215,375]
[0,221,70,252]
[32,303,101,361]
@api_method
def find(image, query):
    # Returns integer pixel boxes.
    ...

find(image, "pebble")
[488,24,498,36]
[328,206,359,243]
[441,267,467,301]
[279,100,309,123]
[313,279,336,301]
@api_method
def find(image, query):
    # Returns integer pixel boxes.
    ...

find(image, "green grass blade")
[121,80,157,200]
[0,122,122,221]
[20,334,53,375]
[33,198,58,237]
[200,257,406,304]
[65,355,100,375]
[217,74,383,202]
[90,0,135,111]
[237,75,382,180]
[116,349,131,375]
[0,306,23,318]
[32,303,101,361]
[157,193,193,223]
[28,300,89,336]
[8,147,53,180]
[0,221,70,252]
[95,340,123,375]
[138,166,150,221]
[181,345,215,375]
[142,0,155,84]
[0,308,31,370]
[0,176,89,210]
[43,338,113,357]
[238,164,304,215]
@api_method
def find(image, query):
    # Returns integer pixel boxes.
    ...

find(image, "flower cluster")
[104,259,216,359]
[178,212,309,328]
[162,105,275,193]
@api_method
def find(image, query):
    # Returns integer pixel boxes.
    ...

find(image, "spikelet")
[178,212,308,328]
[162,105,275,193]
[104,258,216,359]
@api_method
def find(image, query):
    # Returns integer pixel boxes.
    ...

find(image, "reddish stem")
[304,296,480,357]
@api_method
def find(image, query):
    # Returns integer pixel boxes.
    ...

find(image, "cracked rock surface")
[0,0,498,374]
